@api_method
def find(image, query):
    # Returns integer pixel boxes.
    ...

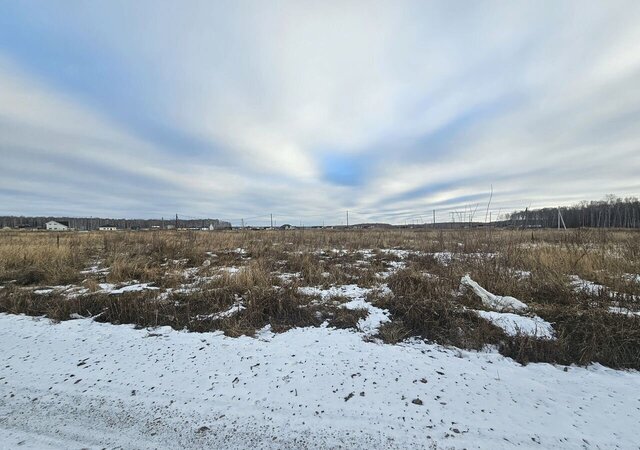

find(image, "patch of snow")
[299,284,391,334]
[423,252,498,266]
[430,251,454,265]
[379,248,412,259]
[512,269,532,280]
[474,310,555,339]
[33,288,55,295]
[0,314,639,449]
[341,298,390,335]
[216,266,242,275]
[623,273,640,284]
[277,272,301,282]
[233,248,248,256]
[569,275,605,295]
[182,267,199,278]
[99,282,159,295]
[377,260,406,279]
[172,259,189,265]
[608,306,640,317]
[460,275,528,312]
[197,300,246,321]
[570,276,638,300]
[357,249,375,259]
[80,264,110,275]
[299,284,370,300]
[32,285,89,298]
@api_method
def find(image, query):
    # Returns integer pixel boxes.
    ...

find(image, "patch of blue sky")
[321,153,369,187]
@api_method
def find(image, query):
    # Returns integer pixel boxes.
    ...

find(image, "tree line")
[509,195,640,228]
[0,216,231,230]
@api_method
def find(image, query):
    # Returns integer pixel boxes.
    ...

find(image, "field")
[1,228,640,448]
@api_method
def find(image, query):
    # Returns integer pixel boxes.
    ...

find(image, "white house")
[98,225,117,231]
[45,220,69,231]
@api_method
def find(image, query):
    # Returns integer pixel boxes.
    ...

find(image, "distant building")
[98,225,117,231]
[46,220,69,231]
[280,224,295,230]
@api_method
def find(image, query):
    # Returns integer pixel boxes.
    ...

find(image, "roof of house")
[47,220,69,226]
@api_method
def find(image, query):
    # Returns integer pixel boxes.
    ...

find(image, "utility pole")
[558,208,566,230]
[346,210,349,228]
[241,218,244,229]
[433,210,436,227]
[161,217,164,230]
[175,214,178,230]
[270,214,273,229]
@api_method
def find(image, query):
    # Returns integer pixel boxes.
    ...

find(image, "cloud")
[1,1,640,224]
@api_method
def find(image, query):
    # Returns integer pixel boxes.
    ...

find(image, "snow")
[458,276,552,337]
[197,300,246,321]
[298,284,391,335]
[218,266,241,274]
[569,275,639,304]
[341,298,390,335]
[80,264,110,275]
[623,273,640,284]
[299,284,372,300]
[182,267,200,278]
[569,275,605,295]
[378,248,412,259]
[33,288,55,295]
[1,313,639,449]
[98,282,159,294]
[431,251,454,265]
[512,269,532,280]
[376,260,406,279]
[460,275,528,312]
[277,272,301,283]
[608,306,640,317]
[32,285,89,297]
[474,310,555,339]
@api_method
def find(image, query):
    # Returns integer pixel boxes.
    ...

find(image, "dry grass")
[1,228,639,369]
[378,269,507,349]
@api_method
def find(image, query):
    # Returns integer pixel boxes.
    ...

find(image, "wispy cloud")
[1,1,640,224]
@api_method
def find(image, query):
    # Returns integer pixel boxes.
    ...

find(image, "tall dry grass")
[1,227,639,368]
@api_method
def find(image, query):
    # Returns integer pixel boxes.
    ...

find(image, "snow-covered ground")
[1,314,639,449]
[459,276,555,339]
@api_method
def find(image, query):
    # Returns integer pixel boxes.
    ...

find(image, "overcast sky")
[1,1,639,226]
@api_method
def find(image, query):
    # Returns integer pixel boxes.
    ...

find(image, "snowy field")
[1,313,639,449]
[1,229,639,449]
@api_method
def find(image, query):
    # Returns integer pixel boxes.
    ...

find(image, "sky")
[1,1,639,226]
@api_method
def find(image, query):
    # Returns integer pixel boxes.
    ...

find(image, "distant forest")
[0,216,231,230]
[2,195,640,230]
[509,195,640,228]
